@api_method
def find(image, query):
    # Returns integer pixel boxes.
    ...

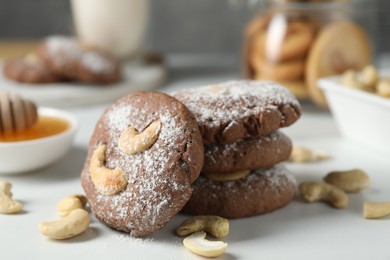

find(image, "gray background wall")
[0,0,386,55]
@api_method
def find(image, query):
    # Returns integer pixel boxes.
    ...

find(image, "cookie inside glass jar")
[243,0,373,107]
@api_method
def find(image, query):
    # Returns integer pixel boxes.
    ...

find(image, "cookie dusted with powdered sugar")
[173,80,301,144]
[81,92,203,237]
[182,164,296,219]
[3,53,61,84]
[203,131,292,174]
[38,36,121,84]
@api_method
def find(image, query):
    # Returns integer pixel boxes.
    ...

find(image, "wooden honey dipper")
[0,91,38,133]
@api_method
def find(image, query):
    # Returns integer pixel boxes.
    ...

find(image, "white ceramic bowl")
[318,75,390,155]
[0,107,78,174]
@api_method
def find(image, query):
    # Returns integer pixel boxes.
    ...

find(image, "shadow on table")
[12,145,87,183]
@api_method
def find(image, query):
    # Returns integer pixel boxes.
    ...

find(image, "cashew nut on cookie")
[118,120,161,155]
[90,144,128,195]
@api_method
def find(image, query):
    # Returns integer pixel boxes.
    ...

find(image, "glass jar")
[243,0,376,107]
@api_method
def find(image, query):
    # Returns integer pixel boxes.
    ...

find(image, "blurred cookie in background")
[38,36,122,85]
[3,53,61,84]
[3,35,122,85]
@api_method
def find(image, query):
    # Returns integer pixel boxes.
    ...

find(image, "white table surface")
[1,56,390,260]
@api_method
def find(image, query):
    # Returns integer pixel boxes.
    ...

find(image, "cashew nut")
[361,65,379,91]
[39,208,90,240]
[176,215,229,238]
[299,182,348,209]
[363,201,390,219]
[341,65,390,98]
[208,85,226,94]
[118,120,161,155]
[183,232,227,258]
[0,180,23,214]
[56,194,87,218]
[288,145,330,163]
[341,70,366,90]
[90,144,128,196]
[0,180,13,197]
[203,170,250,182]
[324,169,370,193]
[377,79,390,98]
[341,66,380,92]
[24,52,40,66]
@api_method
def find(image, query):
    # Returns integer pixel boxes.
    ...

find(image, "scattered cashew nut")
[118,120,161,155]
[363,201,390,219]
[90,144,128,196]
[0,180,23,214]
[0,180,13,197]
[176,215,229,238]
[183,231,227,258]
[56,194,87,218]
[324,169,370,193]
[288,145,330,163]
[203,170,250,182]
[299,182,348,209]
[39,208,90,240]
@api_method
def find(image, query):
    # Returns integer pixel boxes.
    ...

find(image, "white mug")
[71,0,149,60]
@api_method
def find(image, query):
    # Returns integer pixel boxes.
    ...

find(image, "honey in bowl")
[0,116,70,142]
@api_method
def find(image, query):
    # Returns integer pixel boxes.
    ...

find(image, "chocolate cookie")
[38,36,121,84]
[3,53,60,83]
[182,164,296,219]
[173,80,301,144]
[203,131,292,174]
[81,92,204,237]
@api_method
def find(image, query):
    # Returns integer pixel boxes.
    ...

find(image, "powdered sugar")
[45,35,116,74]
[257,163,297,188]
[184,163,296,217]
[108,105,134,131]
[46,36,82,66]
[81,51,115,73]
[203,131,292,173]
[104,233,182,259]
[173,80,300,128]
[108,233,155,245]
[205,131,282,158]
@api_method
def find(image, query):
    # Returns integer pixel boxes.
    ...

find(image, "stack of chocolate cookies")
[174,80,301,218]
[81,80,301,237]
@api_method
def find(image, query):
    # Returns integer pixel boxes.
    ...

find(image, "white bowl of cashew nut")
[0,107,78,174]
[318,65,390,155]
